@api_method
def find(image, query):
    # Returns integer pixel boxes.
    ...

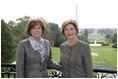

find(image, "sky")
[0,0,118,28]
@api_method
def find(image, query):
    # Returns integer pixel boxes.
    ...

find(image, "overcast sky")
[0,0,118,28]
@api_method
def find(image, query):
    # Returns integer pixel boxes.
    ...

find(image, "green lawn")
[51,44,117,69]
[51,47,60,61]
[90,44,117,69]
[88,35,106,40]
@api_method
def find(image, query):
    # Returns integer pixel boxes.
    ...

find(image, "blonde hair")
[62,19,79,36]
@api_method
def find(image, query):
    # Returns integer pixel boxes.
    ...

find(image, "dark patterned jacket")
[16,38,61,78]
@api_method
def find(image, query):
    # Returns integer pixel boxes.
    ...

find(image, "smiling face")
[64,24,77,40]
[30,25,42,39]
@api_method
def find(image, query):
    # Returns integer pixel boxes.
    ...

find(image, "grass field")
[90,44,117,69]
[88,35,106,41]
[51,47,60,61]
[51,44,117,69]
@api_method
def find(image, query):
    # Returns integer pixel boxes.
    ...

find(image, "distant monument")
[89,40,102,46]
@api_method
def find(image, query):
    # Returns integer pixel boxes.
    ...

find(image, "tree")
[105,32,117,48]
[49,23,66,47]
[42,23,52,43]
[78,29,88,43]
[77,35,88,43]
[112,32,117,48]
[84,29,88,38]
[1,19,16,63]
[12,16,30,43]
[105,34,112,43]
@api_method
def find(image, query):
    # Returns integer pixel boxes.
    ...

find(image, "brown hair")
[26,18,45,36]
[62,19,79,36]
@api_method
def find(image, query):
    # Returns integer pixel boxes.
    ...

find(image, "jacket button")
[66,58,69,62]
[67,71,70,75]
[68,53,70,55]
[67,71,70,74]
[40,70,42,72]
[68,46,72,49]
[40,63,42,65]
[67,64,70,68]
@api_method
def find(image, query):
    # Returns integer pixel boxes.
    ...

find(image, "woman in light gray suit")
[60,19,94,78]
[16,18,61,78]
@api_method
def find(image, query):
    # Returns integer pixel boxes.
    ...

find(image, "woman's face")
[64,24,77,40]
[30,25,42,38]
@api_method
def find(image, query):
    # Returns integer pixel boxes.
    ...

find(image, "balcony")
[1,63,117,78]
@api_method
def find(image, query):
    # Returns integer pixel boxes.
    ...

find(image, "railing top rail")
[1,63,117,73]
[93,69,117,73]
[1,63,16,67]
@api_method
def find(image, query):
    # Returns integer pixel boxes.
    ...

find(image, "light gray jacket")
[16,38,61,78]
[60,40,94,78]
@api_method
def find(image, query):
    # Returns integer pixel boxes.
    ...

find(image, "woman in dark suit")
[60,19,93,78]
[16,18,61,78]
